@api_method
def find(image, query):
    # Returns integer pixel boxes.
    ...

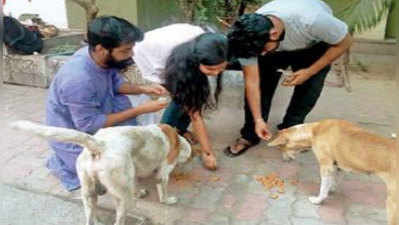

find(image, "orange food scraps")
[209,175,221,182]
[171,172,201,182]
[172,172,190,181]
[255,173,287,199]
[290,179,299,185]
[269,193,279,199]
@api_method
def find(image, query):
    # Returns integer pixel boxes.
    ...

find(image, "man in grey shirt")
[225,0,352,156]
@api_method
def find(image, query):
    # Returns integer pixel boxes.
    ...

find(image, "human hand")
[140,99,168,113]
[255,119,272,140]
[143,84,168,96]
[282,69,313,86]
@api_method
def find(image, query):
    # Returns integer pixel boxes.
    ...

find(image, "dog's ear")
[158,124,180,164]
[268,132,288,147]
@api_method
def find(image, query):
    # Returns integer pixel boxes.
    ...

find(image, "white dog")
[11,121,192,225]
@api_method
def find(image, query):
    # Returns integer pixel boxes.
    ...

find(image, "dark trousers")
[241,42,331,144]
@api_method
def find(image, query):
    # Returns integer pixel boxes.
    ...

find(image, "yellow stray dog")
[268,119,397,225]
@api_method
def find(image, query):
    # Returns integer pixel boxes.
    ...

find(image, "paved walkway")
[0,183,145,225]
[0,72,396,225]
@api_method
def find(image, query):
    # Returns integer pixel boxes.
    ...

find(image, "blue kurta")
[46,47,137,191]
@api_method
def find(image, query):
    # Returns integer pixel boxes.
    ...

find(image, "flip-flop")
[224,138,257,158]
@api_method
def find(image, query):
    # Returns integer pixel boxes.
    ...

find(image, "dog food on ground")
[209,175,221,182]
[171,171,221,183]
[290,179,299,186]
[255,173,286,199]
[269,193,279,199]
[171,172,199,182]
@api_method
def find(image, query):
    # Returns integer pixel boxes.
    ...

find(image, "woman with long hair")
[133,24,228,170]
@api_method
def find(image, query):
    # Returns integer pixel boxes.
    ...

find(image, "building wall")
[65,0,182,31]
[65,0,138,29]
[137,0,182,31]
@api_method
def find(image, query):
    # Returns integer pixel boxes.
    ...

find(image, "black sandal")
[224,138,257,158]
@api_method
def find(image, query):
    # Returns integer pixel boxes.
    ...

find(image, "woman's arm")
[189,111,212,154]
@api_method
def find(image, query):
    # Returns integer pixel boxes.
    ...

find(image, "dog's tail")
[10,120,103,156]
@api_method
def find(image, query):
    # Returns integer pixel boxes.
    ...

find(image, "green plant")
[176,0,263,24]
[177,0,396,38]
[324,0,392,35]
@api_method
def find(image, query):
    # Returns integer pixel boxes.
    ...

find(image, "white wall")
[3,0,68,28]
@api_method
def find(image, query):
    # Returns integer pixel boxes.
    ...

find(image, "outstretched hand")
[255,119,272,140]
[143,84,168,96]
[282,69,312,86]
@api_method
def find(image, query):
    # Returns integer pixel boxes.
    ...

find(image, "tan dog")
[268,119,398,225]
[11,121,191,225]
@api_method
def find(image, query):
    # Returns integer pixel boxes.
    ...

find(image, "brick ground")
[0,72,396,225]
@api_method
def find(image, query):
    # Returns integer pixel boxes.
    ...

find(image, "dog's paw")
[162,196,178,205]
[308,196,323,205]
[136,189,148,198]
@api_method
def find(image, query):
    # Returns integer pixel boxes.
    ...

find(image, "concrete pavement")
[0,71,396,225]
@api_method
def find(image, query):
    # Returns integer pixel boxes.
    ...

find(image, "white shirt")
[133,24,205,83]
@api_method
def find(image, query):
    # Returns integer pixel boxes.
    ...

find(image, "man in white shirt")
[225,0,353,156]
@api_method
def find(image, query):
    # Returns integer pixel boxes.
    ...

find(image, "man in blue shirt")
[46,16,167,191]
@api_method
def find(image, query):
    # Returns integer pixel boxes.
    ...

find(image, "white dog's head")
[177,135,192,163]
[158,124,192,165]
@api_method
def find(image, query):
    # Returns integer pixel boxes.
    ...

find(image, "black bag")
[3,16,43,54]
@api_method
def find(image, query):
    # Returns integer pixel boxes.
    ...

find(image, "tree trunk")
[385,0,397,39]
[68,0,99,24]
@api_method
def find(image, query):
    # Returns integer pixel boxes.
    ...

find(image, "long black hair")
[164,33,228,115]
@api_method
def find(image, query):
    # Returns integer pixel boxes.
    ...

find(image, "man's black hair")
[87,16,144,50]
[227,13,274,58]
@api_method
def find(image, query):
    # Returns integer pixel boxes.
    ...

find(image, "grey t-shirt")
[239,0,348,66]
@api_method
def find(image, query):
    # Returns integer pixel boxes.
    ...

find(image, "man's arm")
[62,79,167,132]
[104,100,167,127]
[285,11,353,86]
[242,64,272,140]
[308,33,353,75]
[118,82,167,96]
[111,70,167,96]
[285,34,352,86]
[67,98,167,129]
